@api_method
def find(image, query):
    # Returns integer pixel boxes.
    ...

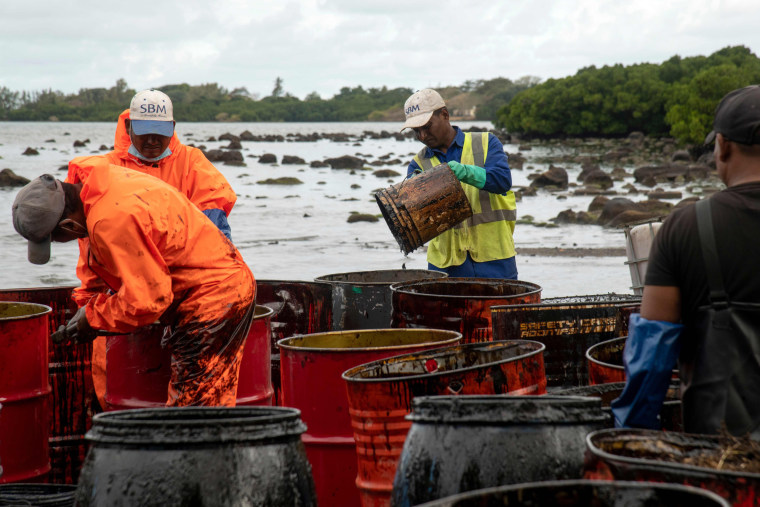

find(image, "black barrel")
[75,407,316,507]
[391,395,609,506]
[315,269,447,331]
[491,293,640,387]
[555,382,683,431]
[417,479,729,507]
[0,484,77,507]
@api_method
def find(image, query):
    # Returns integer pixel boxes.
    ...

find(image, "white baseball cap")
[12,174,66,264]
[129,89,175,137]
[401,89,446,131]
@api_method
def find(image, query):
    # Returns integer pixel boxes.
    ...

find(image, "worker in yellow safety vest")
[402,88,517,278]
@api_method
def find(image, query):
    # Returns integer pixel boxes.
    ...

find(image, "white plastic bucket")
[623,221,662,295]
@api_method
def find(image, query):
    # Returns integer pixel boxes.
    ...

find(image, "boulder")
[529,165,568,190]
[347,213,379,223]
[0,168,30,187]
[325,155,365,169]
[259,153,277,164]
[581,169,613,190]
[224,140,242,150]
[605,209,663,228]
[219,133,240,143]
[588,195,610,213]
[22,147,39,155]
[373,169,401,178]
[310,160,329,168]
[671,149,692,163]
[596,197,637,225]
[239,130,256,141]
[282,155,306,165]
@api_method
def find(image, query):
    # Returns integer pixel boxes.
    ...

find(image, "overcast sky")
[1,0,756,100]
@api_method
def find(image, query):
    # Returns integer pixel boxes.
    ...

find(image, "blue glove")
[610,314,683,429]
[447,161,486,189]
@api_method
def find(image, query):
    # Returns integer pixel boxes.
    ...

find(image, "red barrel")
[237,305,274,406]
[0,302,52,483]
[342,340,547,507]
[492,294,640,387]
[315,269,447,331]
[105,305,273,409]
[585,428,759,507]
[586,336,627,384]
[585,336,679,385]
[391,278,542,343]
[0,287,96,485]
[279,328,462,507]
[256,280,333,406]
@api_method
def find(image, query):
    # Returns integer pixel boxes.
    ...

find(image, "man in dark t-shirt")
[612,85,760,436]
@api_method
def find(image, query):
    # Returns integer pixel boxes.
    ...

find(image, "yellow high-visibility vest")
[413,132,517,268]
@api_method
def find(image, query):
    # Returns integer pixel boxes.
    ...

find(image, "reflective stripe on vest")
[413,132,517,267]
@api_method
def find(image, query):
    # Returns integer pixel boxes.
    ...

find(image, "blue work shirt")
[406,126,512,195]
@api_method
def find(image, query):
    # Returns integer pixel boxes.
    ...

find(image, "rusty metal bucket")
[315,269,447,331]
[375,163,472,254]
[491,294,640,387]
[278,328,461,507]
[391,278,542,343]
[342,340,547,507]
[585,428,758,507]
[0,302,52,484]
[0,286,96,485]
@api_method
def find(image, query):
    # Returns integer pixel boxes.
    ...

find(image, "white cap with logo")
[129,89,175,137]
[401,89,446,131]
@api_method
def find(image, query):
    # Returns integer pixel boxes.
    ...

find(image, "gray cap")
[12,174,65,264]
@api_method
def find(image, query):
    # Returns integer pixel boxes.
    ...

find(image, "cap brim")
[704,130,717,146]
[400,111,435,132]
[28,236,51,265]
[131,120,174,137]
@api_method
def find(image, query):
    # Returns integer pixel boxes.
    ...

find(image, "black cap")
[704,85,760,146]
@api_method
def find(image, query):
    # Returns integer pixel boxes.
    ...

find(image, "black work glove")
[51,306,98,345]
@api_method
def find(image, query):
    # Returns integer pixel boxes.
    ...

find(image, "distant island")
[1,46,758,145]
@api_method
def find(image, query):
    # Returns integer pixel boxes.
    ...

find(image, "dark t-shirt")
[646,182,760,323]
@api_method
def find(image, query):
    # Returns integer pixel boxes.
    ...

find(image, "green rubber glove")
[447,161,486,189]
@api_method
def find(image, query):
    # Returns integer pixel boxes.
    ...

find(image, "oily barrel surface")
[278,328,461,507]
[392,395,609,506]
[342,340,547,507]
[0,302,52,484]
[75,407,316,507]
[491,293,640,387]
[0,483,77,507]
[315,269,446,331]
[391,278,542,343]
[418,479,730,507]
[585,428,759,507]
[0,286,96,485]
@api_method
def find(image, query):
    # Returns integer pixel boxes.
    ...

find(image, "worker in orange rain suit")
[12,162,255,406]
[66,90,237,408]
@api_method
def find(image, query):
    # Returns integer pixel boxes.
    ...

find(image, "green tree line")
[496,45,760,144]
[0,76,534,123]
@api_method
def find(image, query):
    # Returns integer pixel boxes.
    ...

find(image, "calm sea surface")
[0,120,640,298]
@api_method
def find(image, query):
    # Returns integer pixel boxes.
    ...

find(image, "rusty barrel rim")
[586,428,760,479]
[253,304,274,319]
[315,269,447,285]
[389,278,543,299]
[408,395,608,424]
[0,301,52,320]
[418,479,731,506]
[341,340,546,383]
[278,328,462,353]
[87,406,306,446]
[586,336,627,373]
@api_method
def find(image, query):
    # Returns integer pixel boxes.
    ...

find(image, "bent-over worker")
[12,162,255,406]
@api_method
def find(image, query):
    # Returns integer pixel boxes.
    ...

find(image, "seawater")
[0,120,636,297]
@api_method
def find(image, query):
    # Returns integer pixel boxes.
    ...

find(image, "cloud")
[0,0,755,99]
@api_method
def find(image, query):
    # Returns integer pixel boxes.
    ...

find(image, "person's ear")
[58,218,87,238]
[716,133,732,163]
